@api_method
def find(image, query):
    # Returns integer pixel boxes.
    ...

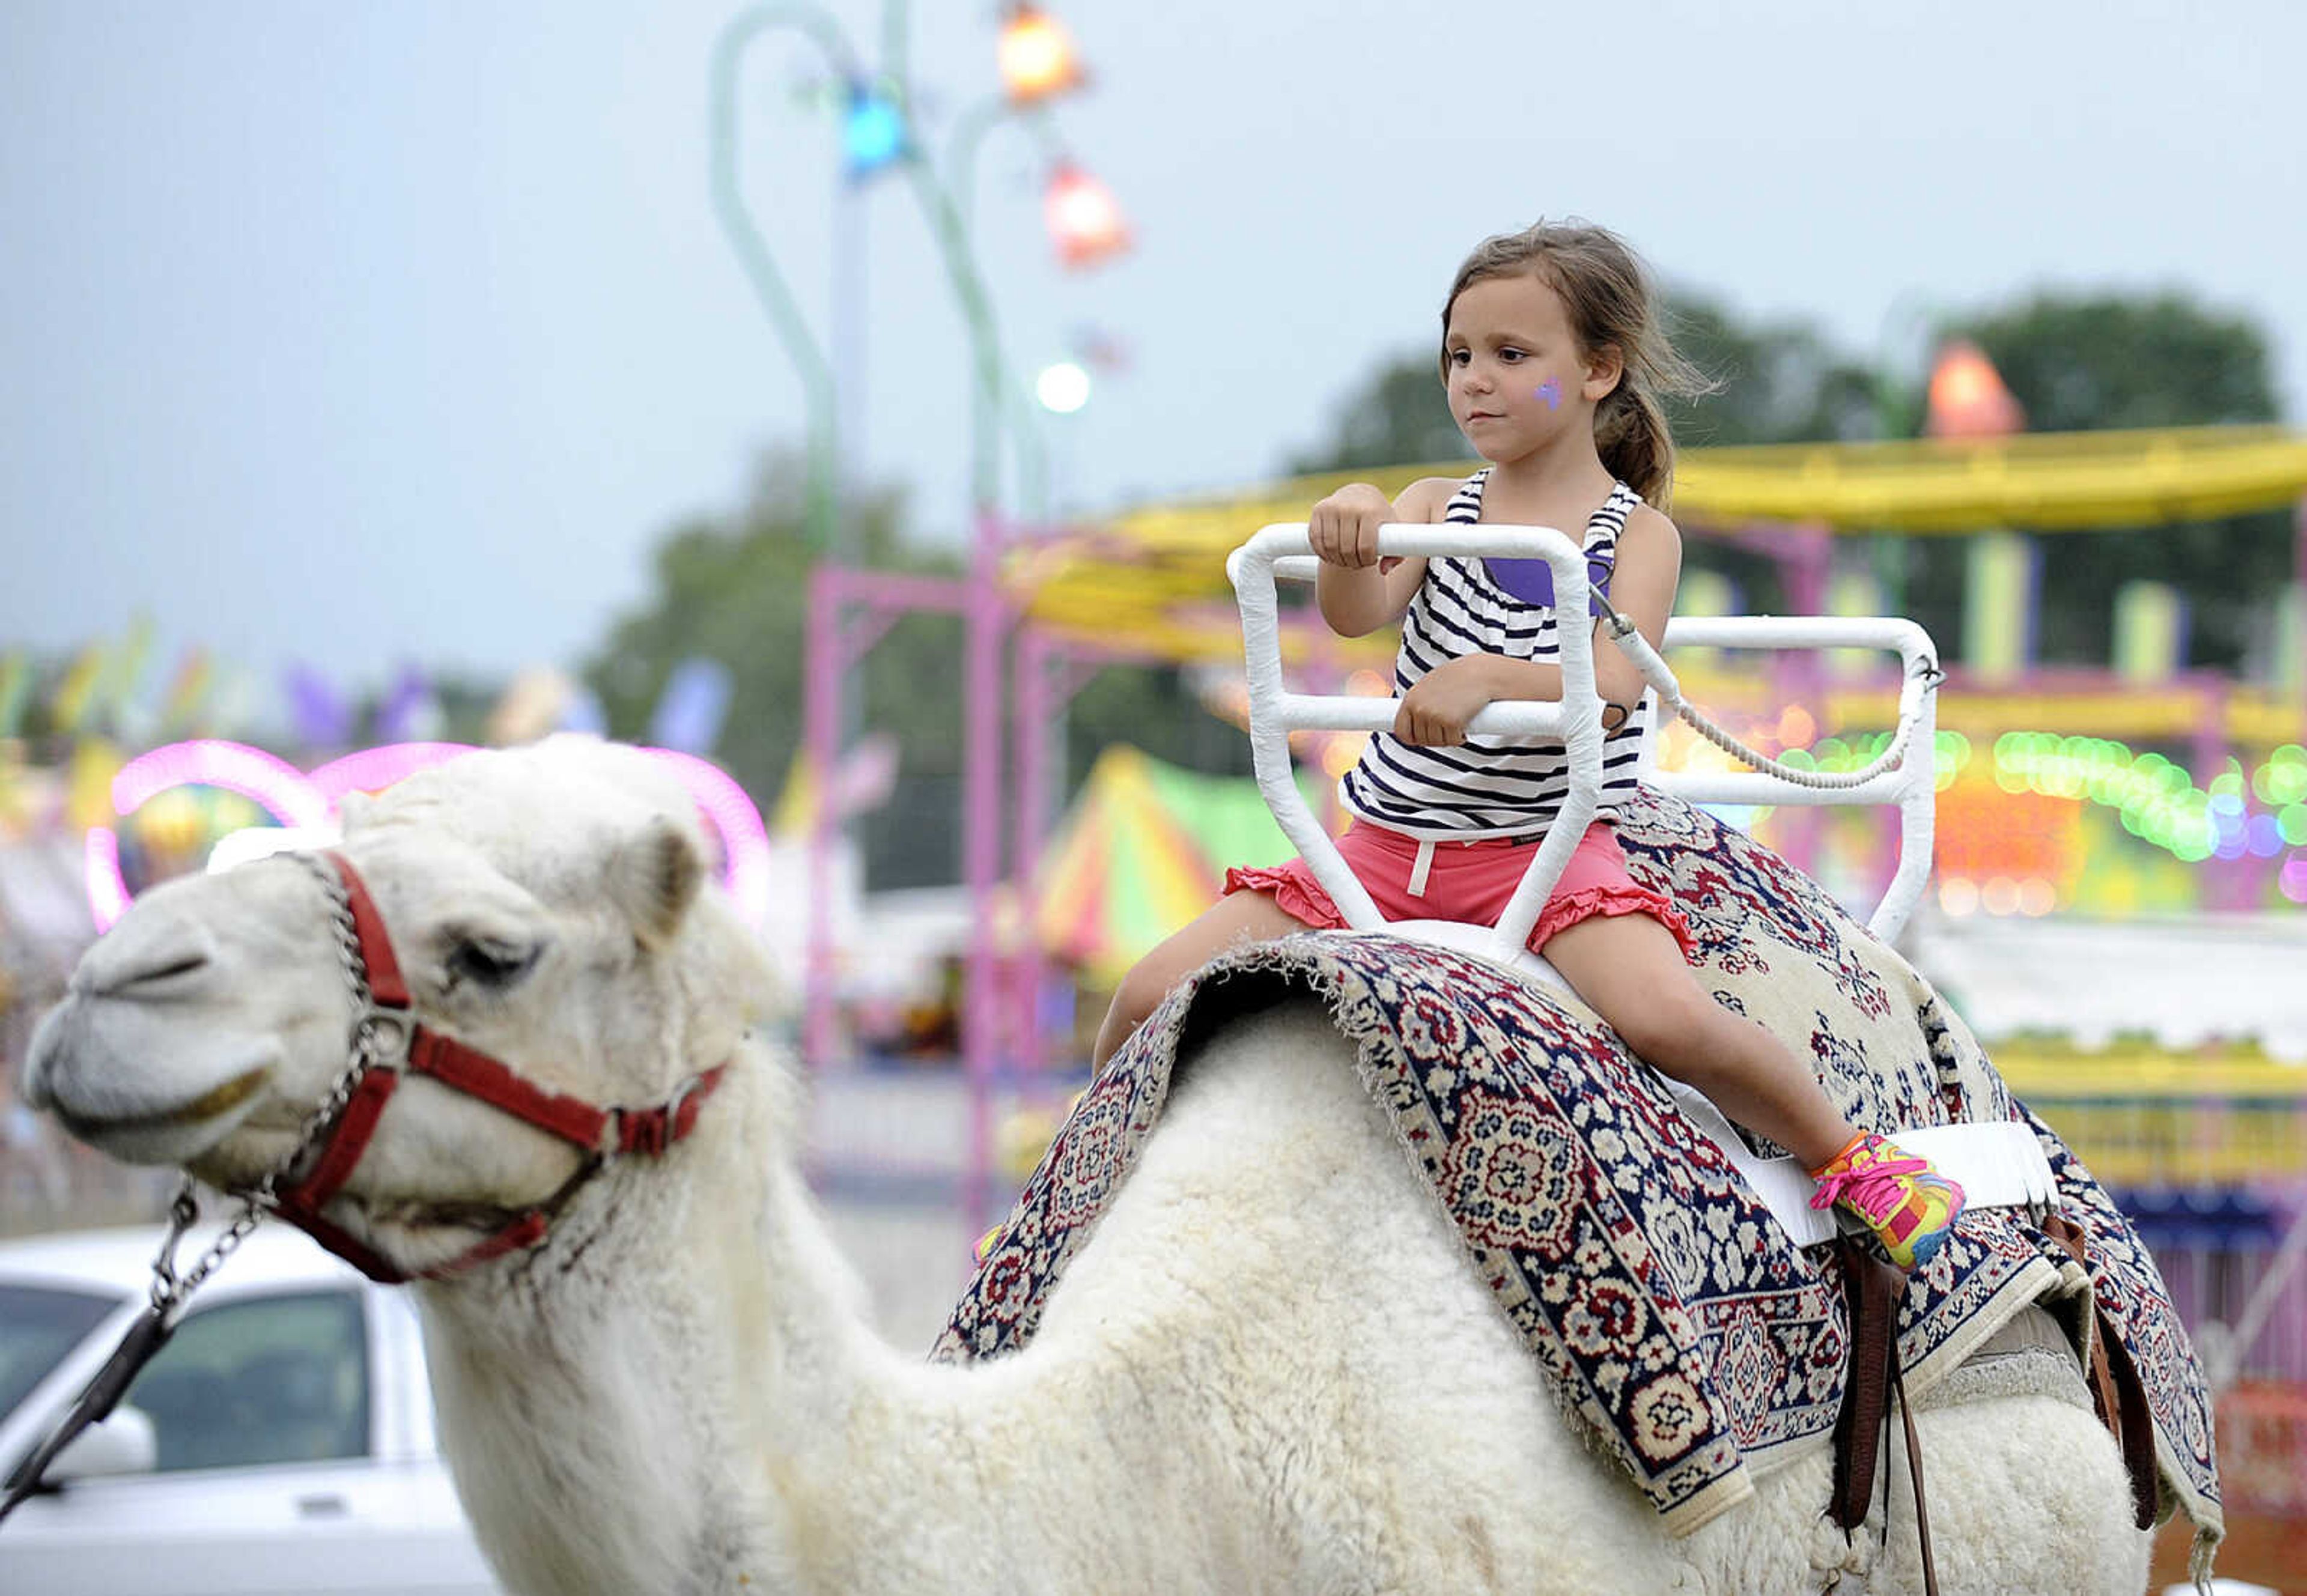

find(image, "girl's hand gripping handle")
[1308,484,1401,572]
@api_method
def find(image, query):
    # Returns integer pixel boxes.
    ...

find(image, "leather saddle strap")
[2040,1212,2161,1528]
[1891,1343,1938,1596]
[2101,1310,2160,1528]
[1829,1235,1900,1528]
[1828,1237,1939,1596]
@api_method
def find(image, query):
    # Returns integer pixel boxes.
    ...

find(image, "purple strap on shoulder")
[1484,550,1617,616]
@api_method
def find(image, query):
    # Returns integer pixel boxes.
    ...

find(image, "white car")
[0,1223,503,1594]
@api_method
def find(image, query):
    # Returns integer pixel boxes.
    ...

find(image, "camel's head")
[23,735,775,1278]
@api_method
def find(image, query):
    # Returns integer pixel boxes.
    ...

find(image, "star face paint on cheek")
[1534,378,1563,410]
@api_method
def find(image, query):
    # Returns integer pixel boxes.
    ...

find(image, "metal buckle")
[612,1073,703,1162]
[660,1073,704,1147]
[359,1007,414,1067]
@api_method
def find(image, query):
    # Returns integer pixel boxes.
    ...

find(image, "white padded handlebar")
[1227,528,1945,947]
[1228,523,1603,964]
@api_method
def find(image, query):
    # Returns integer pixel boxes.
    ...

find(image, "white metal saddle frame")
[1227,522,2057,1245]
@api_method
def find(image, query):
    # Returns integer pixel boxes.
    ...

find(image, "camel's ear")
[609,817,703,948]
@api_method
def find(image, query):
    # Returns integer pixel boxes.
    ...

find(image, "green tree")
[582,452,1242,883]
[1063,664,1254,792]
[1283,356,1467,476]
[1909,290,2289,669]
[581,455,971,887]
[1287,289,1880,476]
[1656,294,1880,617]
[1284,285,2292,675]
[1658,293,1880,448]
[1960,291,2278,434]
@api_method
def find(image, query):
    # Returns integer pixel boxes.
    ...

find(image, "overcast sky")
[4,1,2302,699]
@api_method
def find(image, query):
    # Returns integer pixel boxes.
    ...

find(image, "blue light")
[842,90,907,178]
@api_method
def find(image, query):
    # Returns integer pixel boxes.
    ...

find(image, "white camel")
[25,738,2152,1595]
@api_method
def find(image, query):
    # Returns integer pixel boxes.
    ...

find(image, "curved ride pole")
[1228,523,1605,968]
[710,4,870,1078]
[943,94,1057,526]
[708,4,857,554]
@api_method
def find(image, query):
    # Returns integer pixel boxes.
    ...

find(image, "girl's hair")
[1439,220,1712,509]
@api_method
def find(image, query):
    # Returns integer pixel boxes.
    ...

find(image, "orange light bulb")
[1044,165,1129,269]
[998,7,1085,105]
[1924,339,2025,438]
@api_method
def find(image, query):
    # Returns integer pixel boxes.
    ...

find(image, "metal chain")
[146,1182,200,1315]
[148,1179,271,1319]
[144,853,397,1321]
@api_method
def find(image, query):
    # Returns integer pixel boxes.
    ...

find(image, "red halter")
[266,851,726,1285]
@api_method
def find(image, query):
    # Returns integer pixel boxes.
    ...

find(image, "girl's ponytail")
[1594,383,1678,511]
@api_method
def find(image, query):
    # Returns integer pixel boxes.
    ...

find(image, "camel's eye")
[445,936,542,992]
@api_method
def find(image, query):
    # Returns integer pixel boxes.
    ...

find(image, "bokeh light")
[2281,855,2307,905]
[997,5,1085,104]
[1044,165,1129,269]
[1984,732,2307,868]
[1035,360,1091,414]
[840,85,907,178]
[84,739,773,932]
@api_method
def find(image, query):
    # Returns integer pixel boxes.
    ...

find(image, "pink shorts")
[1223,821,1697,960]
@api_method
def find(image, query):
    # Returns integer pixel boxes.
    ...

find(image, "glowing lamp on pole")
[1035,360,1090,414]
[1924,339,2024,440]
[1045,163,1129,269]
[840,81,908,180]
[998,5,1086,105]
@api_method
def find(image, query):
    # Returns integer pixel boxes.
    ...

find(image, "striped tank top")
[1337,470,1650,837]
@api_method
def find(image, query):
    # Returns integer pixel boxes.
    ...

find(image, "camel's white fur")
[25,738,2151,1595]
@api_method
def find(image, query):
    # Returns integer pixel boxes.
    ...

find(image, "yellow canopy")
[1677,424,2307,532]
[1010,425,2307,664]
[1996,1042,2307,1188]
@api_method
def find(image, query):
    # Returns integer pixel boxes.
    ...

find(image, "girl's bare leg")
[1539,912,1855,1168]
[1092,890,1308,1068]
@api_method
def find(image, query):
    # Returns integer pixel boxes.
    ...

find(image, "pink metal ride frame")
[804,550,1007,1226]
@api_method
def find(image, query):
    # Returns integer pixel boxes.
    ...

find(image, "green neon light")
[1793,727,2306,869]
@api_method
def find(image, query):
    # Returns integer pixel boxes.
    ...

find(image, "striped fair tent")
[1033,745,1319,989]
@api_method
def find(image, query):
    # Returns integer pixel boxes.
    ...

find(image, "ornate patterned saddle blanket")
[933,790,2221,1543]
